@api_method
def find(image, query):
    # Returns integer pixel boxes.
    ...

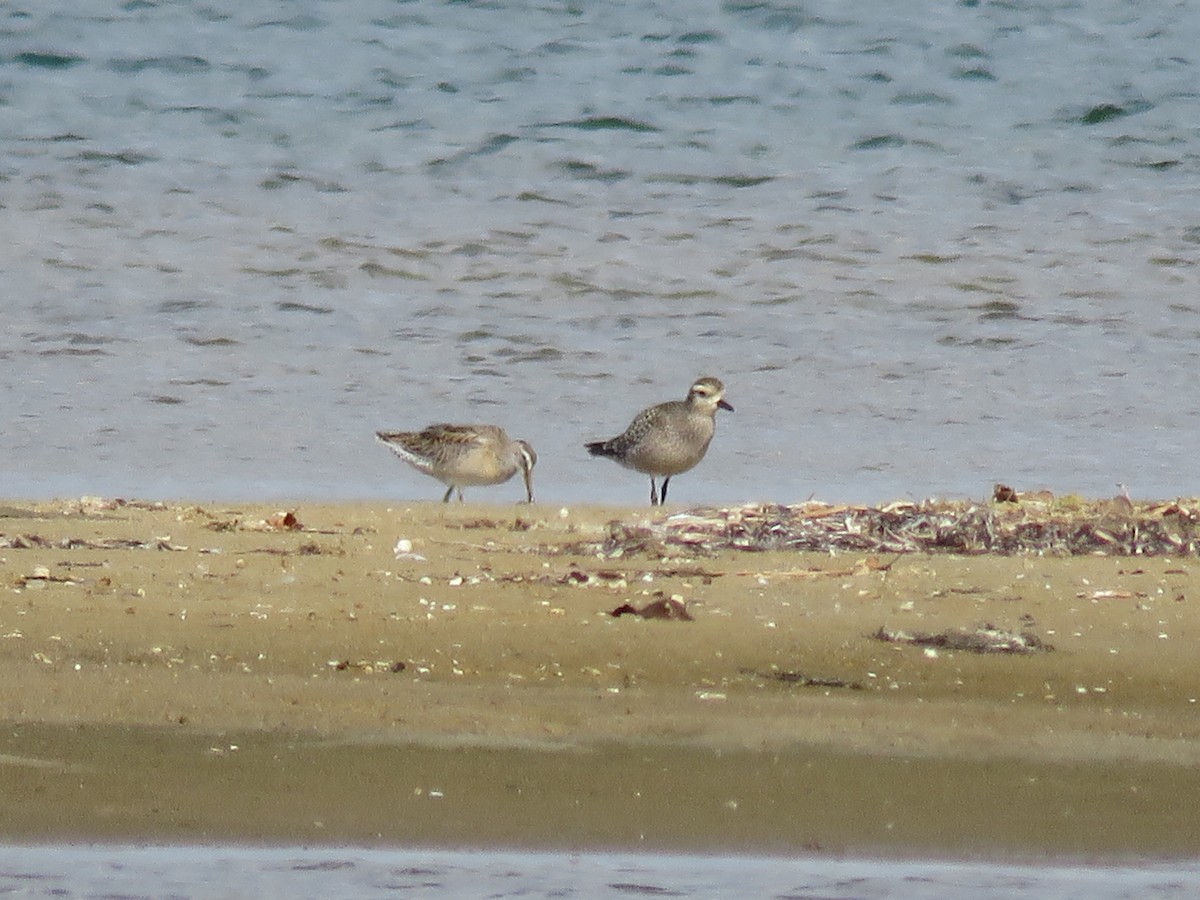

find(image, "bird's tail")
[585,440,615,458]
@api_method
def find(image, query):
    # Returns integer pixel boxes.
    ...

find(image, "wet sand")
[1,498,1198,858]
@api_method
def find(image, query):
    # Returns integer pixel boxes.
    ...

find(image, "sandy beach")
[1,496,1198,859]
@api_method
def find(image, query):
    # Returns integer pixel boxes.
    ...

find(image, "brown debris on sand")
[610,597,694,621]
[590,495,1200,558]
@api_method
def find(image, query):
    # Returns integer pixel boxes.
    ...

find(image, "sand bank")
[1,497,1198,858]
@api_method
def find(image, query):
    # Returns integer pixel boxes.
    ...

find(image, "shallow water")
[1,846,1198,900]
[3,1,1199,505]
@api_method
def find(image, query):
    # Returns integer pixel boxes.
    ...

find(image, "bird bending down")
[585,376,733,506]
[376,424,537,503]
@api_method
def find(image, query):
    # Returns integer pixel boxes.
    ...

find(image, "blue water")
[2,0,1199,506]
[1,845,1198,900]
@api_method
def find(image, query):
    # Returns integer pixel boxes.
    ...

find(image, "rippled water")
[2,846,1199,900]
[2,1,1199,505]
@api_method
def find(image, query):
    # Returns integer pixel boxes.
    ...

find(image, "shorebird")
[585,376,733,506]
[376,424,536,503]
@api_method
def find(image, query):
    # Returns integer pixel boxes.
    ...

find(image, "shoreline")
[2,497,1199,858]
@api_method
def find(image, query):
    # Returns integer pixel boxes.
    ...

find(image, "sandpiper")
[376,424,537,503]
[585,376,732,505]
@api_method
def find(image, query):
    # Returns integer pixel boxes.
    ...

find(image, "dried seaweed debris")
[741,667,865,690]
[872,625,1053,654]
[587,497,1200,558]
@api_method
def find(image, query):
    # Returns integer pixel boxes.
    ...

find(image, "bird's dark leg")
[442,485,454,503]
[650,478,659,506]
[661,477,671,504]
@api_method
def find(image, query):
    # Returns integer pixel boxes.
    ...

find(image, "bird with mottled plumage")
[376,424,537,503]
[585,376,733,505]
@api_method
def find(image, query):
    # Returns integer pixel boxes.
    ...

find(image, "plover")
[585,376,732,505]
[376,424,536,503]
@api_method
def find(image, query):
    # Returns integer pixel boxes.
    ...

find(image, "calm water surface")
[2,1,1199,505]
[1,846,1199,900]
